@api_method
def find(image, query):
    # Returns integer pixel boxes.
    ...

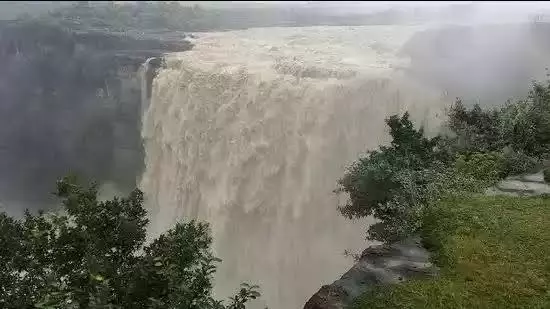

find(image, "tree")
[446,99,503,154]
[338,82,550,243]
[447,82,550,160]
[0,175,259,309]
[336,112,444,242]
[499,82,550,158]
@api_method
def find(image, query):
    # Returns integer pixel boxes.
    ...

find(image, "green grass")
[353,195,550,309]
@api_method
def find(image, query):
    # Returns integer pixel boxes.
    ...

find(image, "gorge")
[3,3,550,308]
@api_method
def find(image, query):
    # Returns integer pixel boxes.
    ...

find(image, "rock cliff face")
[0,20,189,214]
[304,237,438,309]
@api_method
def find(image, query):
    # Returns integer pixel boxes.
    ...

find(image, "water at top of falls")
[140,25,448,309]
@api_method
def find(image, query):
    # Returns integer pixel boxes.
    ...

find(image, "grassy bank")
[353,195,550,309]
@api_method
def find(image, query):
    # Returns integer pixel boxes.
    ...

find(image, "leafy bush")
[447,82,550,161]
[337,112,444,242]
[452,152,505,186]
[499,147,541,176]
[0,176,259,309]
[499,82,550,158]
[446,100,503,153]
[338,81,550,242]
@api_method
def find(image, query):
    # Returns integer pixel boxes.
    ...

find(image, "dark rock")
[304,285,349,309]
[304,237,438,309]
[0,20,190,214]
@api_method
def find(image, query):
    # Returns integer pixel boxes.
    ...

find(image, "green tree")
[500,82,550,158]
[339,82,550,243]
[447,82,550,161]
[337,112,444,242]
[0,176,259,309]
[446,100,503,154]
[337,112,515,242]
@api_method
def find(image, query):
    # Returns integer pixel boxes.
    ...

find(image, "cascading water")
[140,26,447,309]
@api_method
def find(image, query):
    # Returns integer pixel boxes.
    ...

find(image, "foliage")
[452,152,505,186]
[446,100,503,153]
[336,112,509,242]
[339,80,550,242]
[26,1,428,34]
[446,81,550,160]
[337,112,444,242]
[0,176,259,309]
[499,82,550,158]
[426,154,502,203]
[499,147,541,176]
[353,195,550,309]
[42,2,206,32]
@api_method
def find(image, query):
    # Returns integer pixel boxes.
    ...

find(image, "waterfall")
[140,26,446,309]
[140,57,160,117]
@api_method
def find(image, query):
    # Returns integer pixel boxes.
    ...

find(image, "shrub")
[339,81,550,243]
[337,112,444,242]
[500,147,541,176]
[446,100,503,153]
[499,82,550,158]
[0,176,259,309]
[453,152,505,186]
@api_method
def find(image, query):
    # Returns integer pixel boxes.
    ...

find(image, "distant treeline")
[22,1,449,33]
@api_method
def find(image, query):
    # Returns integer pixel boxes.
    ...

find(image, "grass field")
[353,195,550,309]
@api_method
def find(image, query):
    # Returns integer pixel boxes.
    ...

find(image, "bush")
[337,112,444,242]
[453,152,505,186]
[500,147,541,176]
[339,82,550,243]
[446,100,503,153]
[445,81,550,162]
[0,176,259,309]
[499,82,550,158]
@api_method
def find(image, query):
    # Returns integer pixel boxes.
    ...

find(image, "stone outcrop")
[0,20,189,214]
[486,171,550,196]
[303,237,438,309]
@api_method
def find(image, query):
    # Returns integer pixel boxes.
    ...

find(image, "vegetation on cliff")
[338,81,550,243]
[354,195,550,309]
[337,80,550,308]
[0,176,259,309]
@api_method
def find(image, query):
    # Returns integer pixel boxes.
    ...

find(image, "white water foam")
[140,25,447,309]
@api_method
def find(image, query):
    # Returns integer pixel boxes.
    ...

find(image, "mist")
[1,1,550,308]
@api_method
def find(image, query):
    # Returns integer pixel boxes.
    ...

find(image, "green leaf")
[91,274,104,281]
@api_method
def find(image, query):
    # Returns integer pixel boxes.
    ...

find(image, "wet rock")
[303,237,438,309]
[486,171,550,196]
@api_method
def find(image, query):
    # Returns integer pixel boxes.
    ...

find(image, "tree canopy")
[338,81,550,242]
[0,176,259,309]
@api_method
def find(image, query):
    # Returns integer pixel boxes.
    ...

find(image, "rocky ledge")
[486,171,550,196]
[304,237,438,309]
[305,171,550,309]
